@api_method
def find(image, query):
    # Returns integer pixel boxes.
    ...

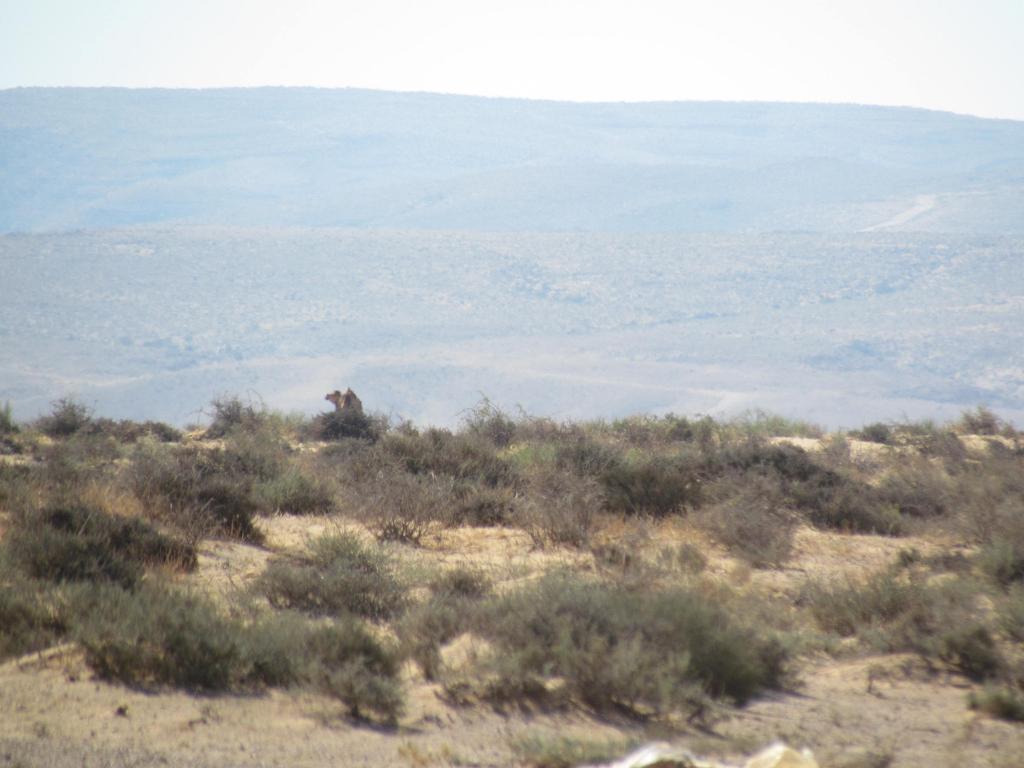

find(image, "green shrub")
[258,533,407,620]
[731,410,823,439]
[999,585,1024,641]
[707,440,898,533]
[803,570,935,638]
[955,406,1005,436]
[239,610,405,721]
[854,422,894,445]
[304,621,404,721]
[0,463,33,510]
[969,684,1024,722]
[892,420,967,462]
[977,538,1024,587]
[0,401,18,435]
[73,583,403,719]
[311,409,381,441]
[475,574,788,715]
[397,567,491,680]
[553,437,622,477]
[600,455,701,517]
[461,398,518,448]
[0,577,68,660]
[252,468,334,515]
[429,567,491,601]
[665,542,708,574]
[2,504,196,589]
[220,426,289,481]
[35,397,92,437]
[936,624,1002,681]
[793,477,901,534]
[74,584,244,690]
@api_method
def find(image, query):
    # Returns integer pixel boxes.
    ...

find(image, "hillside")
[2,88,1023,233]
[1,400,1023,767]
[3,228,1022,427]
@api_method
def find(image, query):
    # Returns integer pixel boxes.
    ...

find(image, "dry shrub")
[954,406,1008,437]
[127,442,266,543]
[382,427,516,488]
[519,469,600,548]
[803,570,1002,680]
[854,422,895,445]
[698,473,798,568]
[460,398,518,448]
[398,568,491,680]
[85,418,181,443]
[876,458,952,519]
[203,394,269,438]
[34,397,92,437]
[451,485,518,527]
[351,471,454,544]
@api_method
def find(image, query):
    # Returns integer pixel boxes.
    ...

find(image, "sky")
[2,0,1023,120]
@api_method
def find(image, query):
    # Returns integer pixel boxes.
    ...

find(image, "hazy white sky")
[2,0,1023,120]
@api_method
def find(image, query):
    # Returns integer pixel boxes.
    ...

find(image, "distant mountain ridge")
[2,87,1023,233]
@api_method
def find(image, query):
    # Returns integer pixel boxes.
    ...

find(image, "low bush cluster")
[0,576,68,661]
[803,569,1004,681]
[1,503,195,590]
[472,573,788,716]
[72,583,403,721]
[258,533,407,620]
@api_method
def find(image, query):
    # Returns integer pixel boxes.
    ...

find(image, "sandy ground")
[3,508,1022,768]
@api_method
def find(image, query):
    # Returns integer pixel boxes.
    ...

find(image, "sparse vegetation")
[803,569,1003,680]
[510,734,639,768]
[2,396,1023,758]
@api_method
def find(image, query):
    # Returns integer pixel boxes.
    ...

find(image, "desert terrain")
[1,400,1023,767]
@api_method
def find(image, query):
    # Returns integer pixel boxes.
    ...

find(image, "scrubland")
[1,397,1023,767]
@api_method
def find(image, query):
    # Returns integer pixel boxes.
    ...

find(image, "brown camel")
[325,388,363,414]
